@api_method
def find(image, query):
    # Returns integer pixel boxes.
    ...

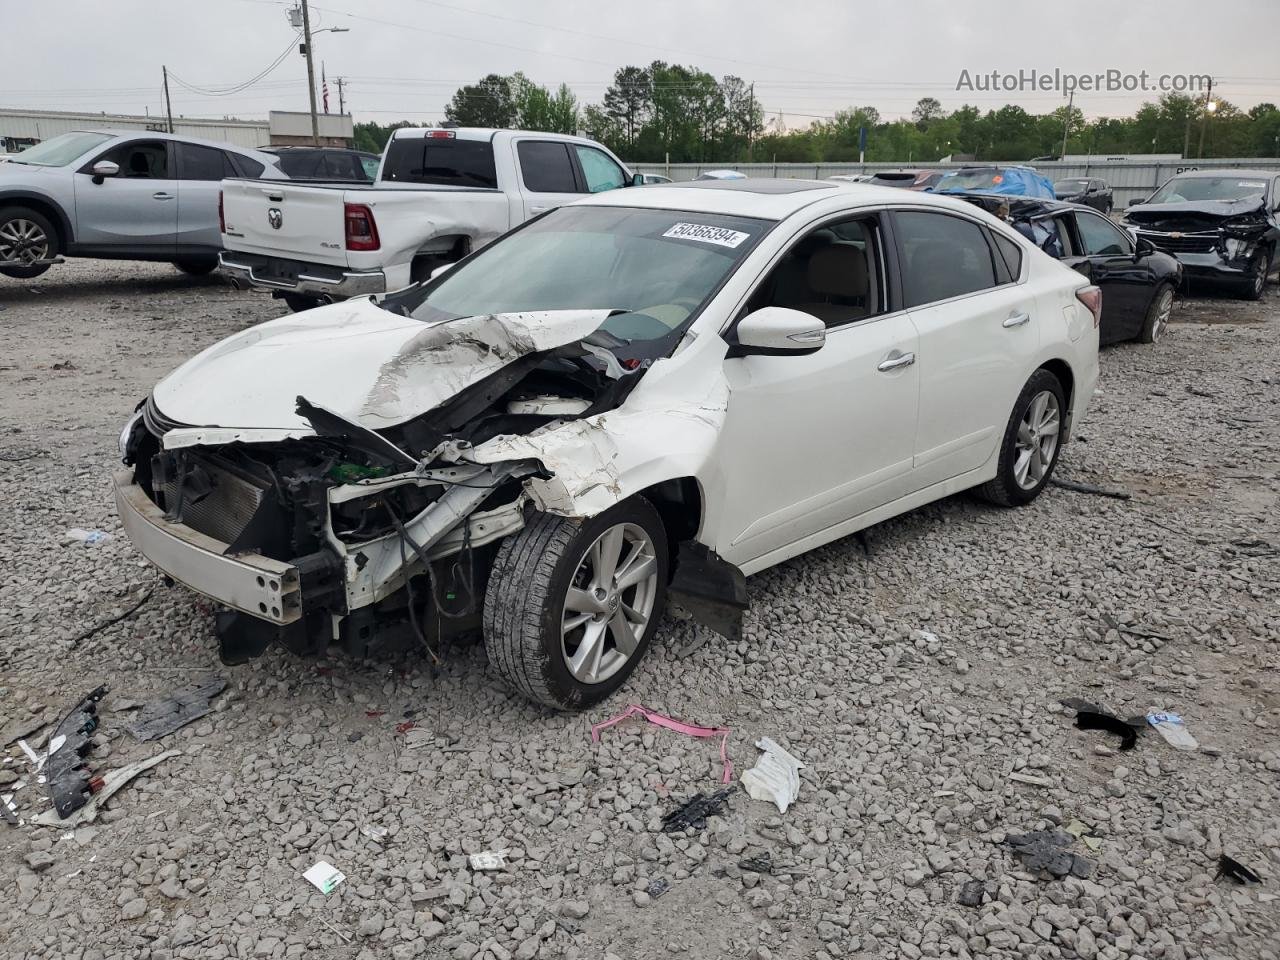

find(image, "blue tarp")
[934,167,1057,199]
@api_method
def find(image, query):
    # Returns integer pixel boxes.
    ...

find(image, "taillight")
[218,190,225,233]
[1076,285,1102,328]
[344,203,380,251]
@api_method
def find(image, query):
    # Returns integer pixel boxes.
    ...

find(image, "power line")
[168,33,301,96]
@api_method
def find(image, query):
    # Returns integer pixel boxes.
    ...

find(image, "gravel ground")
[1,261,1278,960]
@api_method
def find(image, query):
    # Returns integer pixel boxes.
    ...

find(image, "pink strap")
[591,704,733,784]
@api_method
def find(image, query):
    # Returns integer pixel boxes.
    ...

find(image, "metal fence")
[630,158,1280,207]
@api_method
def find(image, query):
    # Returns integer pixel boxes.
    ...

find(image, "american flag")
[322,64,330,114]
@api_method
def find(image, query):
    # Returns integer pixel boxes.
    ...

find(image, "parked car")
[0,130,284,280]
[860,170,943,191]
[262,146,381,182]
[219,127,638,312]
[826,174,873,184]
[637,173,673,184]
[955,194,1181,344]
[1053,177,1113,214]
[1121,170,1280,300]
[696,169,747,180]
[935,165,1056,199]
[116,178,1099,710]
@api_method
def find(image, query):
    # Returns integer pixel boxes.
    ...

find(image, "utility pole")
[1060,88,1074,159]
[747,82,755,163]
[336,76,347,115]
[300,0,320,145]
[1197,77,1214,160]
[162,65,174,134]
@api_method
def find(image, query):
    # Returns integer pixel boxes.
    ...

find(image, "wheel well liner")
[1038,358,1074,411]
[0,192,73,248]
[638,477,704,569]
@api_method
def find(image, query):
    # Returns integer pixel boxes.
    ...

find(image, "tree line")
[352,63,1280,164]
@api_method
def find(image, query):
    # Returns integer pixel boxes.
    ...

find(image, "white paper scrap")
[740,737,804,814]
[469,850,507,871]
[303,860,345,894]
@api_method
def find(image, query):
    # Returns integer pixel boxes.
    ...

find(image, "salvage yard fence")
[629,158,1280,207]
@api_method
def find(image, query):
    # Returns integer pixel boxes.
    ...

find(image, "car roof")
[73,128,276,161]
[575,177,983,220]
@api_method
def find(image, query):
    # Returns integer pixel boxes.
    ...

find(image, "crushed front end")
[1124,202,1277,293]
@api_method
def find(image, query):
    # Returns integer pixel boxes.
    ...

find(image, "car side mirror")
[429,262,455,281]
[1128,197,1144,206]
[91,160,119,185]
[726,306,826,358]
[630,172,646,187]
[1134,236,1156,258]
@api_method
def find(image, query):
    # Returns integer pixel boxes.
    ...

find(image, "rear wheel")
[280,293,331,313]
[483,497,669,711]
[1138,283,1174,343]
[0,207,58,279]
[172,258,219,276]
[977,370,1066,507]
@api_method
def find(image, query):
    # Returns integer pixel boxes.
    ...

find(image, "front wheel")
[0,207,58,279]
[976,370,1066,507]
[1241,248,1272,301]
[483,497,669,711]
[1138,283,1174,343]
[172,258,219,276]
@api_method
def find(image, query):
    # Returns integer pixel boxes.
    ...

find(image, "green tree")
[912,97,943,128]
[444,74,515,127]
[602,66,651,151]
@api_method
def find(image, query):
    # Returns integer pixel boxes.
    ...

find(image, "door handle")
[877,351,915,372]
[152,192,175,201]
[529,205,551,214]
[1003,311,1031,328]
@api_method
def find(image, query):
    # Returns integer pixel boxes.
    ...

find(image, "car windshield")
[6,132,114,166]
[936,168,1003,191]
[1055,179,1089,193]
[388,205,769,348]
[1148,176,1269,204]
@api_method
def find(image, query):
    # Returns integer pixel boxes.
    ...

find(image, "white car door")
[891,209,1040,487]
[72,138,178,248]
[511,138,583,220]
[711,214,921,570]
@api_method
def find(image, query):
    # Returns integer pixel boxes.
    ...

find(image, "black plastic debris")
[957,880,986,907]
[738,853,772,875]
[1075,711,1138,751]
[1,797,18,826]
[647,877,671,899]
[1216,854,1262,885]
[661,787,733,834]
[126,677,227,742]
[45,686,108,819]
[1005,829,1095,879]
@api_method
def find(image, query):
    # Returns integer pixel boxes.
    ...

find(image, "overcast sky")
[8,0,1280,126]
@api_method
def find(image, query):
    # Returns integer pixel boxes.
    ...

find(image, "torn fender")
[668,542,749,642]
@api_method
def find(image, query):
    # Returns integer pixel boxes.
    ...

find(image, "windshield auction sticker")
[663,222,751,248]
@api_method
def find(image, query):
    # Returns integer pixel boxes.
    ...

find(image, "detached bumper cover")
[218,251,386,297]
[113,469,301,624]
[1168,252,1258,282]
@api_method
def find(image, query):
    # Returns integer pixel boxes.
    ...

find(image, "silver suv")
[0,130,285,280]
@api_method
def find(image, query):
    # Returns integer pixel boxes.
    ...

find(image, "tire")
[172,258,219,276]
[281,293,328,313]
[1138,283,1174,344]
[483,496,669,711]
[0,206,58,279]
[1241,248,1272,301]
[976,369,1067,507]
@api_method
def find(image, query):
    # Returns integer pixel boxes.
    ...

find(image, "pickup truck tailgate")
[221,179,352,268]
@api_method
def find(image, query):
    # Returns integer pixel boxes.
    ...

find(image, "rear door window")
[894,211,998,308]
[276,151,325,179]
[517,141,578,193]
[382,137,497,187]
[176,142,236,181]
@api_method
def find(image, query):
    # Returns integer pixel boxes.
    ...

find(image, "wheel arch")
[0,191,73,249]
[1036,358,1075,438]
[636,476,705,574]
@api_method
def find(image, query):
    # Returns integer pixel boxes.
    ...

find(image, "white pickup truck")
[218,127,639,311]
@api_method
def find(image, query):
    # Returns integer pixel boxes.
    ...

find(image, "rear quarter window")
[382,138,497,188]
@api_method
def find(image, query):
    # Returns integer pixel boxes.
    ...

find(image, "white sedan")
[116,179,1100,710]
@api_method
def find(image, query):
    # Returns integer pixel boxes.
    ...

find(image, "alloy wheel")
[1152,288,1173,341]
[561,522,660,685]
[0,218,49,264]
[1013,390,1061,490]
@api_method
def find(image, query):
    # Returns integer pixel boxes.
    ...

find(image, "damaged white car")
[116,179,1100,710]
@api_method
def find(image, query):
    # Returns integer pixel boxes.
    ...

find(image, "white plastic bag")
[740,737,804,813]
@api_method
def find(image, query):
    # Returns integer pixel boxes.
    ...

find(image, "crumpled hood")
[152,298,612,431]
[1126,197,1269,230]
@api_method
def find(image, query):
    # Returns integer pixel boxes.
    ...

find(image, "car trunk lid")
[221,178,354,267]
